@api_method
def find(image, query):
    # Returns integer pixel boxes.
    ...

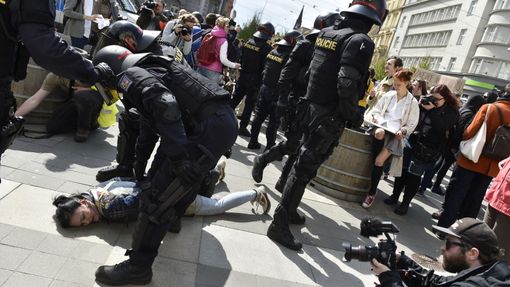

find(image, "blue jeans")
[70,36,89,49]
[197,66,222,84]
[437,166,492,228]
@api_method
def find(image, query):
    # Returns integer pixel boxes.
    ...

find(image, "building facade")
[166,0,233,17]
[389,0,509,94]
[370,0,407,63]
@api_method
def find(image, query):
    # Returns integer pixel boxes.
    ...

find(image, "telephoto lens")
[342,242,380,262]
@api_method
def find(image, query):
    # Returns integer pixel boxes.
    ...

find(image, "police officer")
[230,22,274,137]
[247,30,302,150]
[0,0,114,182]
[266,1,387,251]
[251,13,341,194]
[91,45,237,285]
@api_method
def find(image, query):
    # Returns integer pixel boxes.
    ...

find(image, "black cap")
[432,218,500,257]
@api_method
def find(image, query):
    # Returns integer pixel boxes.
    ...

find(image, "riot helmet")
[309,12,342,35]
[341,0,388,26]
[253,22,275,40]
[93,45,149,75]
[107,20,144,51]
[276,30,303,46]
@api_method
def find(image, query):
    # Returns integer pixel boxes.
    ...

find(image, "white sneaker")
[216,160,226,181]
[251,186,271,214]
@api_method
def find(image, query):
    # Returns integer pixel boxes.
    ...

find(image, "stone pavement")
[0,123,461,287]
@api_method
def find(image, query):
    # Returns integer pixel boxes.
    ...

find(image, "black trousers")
[230,73,260,129]
[129,105,238,267]
[249,85,279,147]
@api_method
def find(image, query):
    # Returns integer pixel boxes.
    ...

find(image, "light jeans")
[197,66,223,85]
[186,189,257,216]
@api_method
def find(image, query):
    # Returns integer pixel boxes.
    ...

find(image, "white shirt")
[83,0,93,38]
[380,93,406,133]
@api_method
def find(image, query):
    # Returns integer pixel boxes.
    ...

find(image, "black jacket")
[451,95,485,150]
[414,104,459,149]
[379,255,510,287]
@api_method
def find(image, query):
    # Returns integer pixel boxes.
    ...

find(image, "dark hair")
[52,194,86,228]
[485,91,498,103]
[388,56,403,68]
[414,79,428,95]
[460,240,501,265]
[393,68,413,83]
[430,84,460,109]
[368,67,375,79]
[205,13,218,27]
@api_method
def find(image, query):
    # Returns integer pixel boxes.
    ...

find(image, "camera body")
[179,27,190,36]
[343,218,399,269]
[143,0,157,9]
[420,95,437,105]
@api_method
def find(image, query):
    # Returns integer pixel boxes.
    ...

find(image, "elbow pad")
[151,91,181,122]
[337,65,361,91]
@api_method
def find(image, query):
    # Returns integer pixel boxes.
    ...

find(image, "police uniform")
[267,17,376,251]
[230,37,272,134]
[248,44,293,149]
[94,51,238,285]
[0,0,99,180]
[251,33,318,192]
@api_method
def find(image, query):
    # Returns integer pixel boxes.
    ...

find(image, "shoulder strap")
[493,104,504,126]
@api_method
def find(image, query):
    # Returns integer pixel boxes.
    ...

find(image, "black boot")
[252,155,267,183]
[275,153,298,193]
[96,164,134,182]
[238,127,251,137]
[95,259,152,286]
[282,174,307,225]
[247,140,261,150]
[267,206,302,251]
[288,212,306,225]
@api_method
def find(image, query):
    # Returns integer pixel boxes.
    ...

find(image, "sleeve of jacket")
[401,97,420,136]
[277,41,308,105]
[160,20,178,46]
[63,0,83,19]
[181,37,192,55]
[17,16,97,82]
[463,104,488,140]
[136,8,151,29]
[336,33,374,122]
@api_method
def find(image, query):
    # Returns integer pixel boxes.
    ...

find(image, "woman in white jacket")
[362,69,420,208]
[160,13,197,57]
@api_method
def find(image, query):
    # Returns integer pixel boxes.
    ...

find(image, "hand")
[395,130,403,141]
[72,85,92,92]
[234,63,241,70]
[85,14,102,21]
[371,114,378,124]
[173,25,183,33]
[173,160,200,185]
[181,34,192,42]
[371,258,390,276]
[94,62,116,88]
[421,101,435,110]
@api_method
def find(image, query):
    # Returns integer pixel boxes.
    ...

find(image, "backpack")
[63,0,82,27]
[482,104,510,160]
[196,33,217,65]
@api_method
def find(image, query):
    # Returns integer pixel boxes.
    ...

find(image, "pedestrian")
[91,45,237,285]
[196,16,241,84]
[484,156,510,262]
[230,22,274,137]
[362,69,419,209]
[384,84,459,215]
[365,56,403,113]
[160,13,198,57]
[89,0,120,46]
[411,78,427,101]
[136,0,168,31]
[251,13,341,193]
[0,0,114,183]
[266,1,387,251]
[437,85,510,229]
[63,0,102,49]
[247,30,302,150]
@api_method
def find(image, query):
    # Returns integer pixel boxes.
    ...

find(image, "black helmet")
[108,20,144,51]
[276,30,303,46]
[341,0,388,26]
[309,12,342,36]
[192,11,204,24]
[253,22,275,40]
[93,45,149,75]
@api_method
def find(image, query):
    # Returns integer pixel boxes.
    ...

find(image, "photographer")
[384,85,459,215]
[136,0,168,31]
[160,13,198,57]
[371,218,509,287]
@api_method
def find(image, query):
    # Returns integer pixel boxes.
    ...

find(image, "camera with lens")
[179,27,190,36]
[420,95,437,106]
[143,0,157,9]
[343,217,400,269]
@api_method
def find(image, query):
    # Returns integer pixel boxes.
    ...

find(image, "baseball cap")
[432,218,500,257]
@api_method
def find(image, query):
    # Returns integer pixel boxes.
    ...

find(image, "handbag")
[459,105,490,163]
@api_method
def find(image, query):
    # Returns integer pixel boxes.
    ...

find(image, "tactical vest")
[240,38,271,74]
[306,26,358,105]
[138,55,230,118]
[0,0,17,79]
[261,46,292,88]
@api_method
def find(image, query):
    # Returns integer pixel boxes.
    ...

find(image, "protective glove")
[134,160,147,181]
[94,62,117,89]
[173,159,200,185]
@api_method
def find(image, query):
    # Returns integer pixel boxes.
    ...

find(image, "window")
[470,59,482,73]
[498,61,510,80]
[394,36,400,47]
[467,0,478,16]
[400,16,406,28]
[482,26,497,42]
[494,0,509,9]
[457,29,467,45]
[447,57,457,71]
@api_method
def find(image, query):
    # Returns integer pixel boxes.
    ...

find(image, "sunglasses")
[445,239,465,250]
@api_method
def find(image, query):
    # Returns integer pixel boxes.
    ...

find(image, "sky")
[232,0,352,33]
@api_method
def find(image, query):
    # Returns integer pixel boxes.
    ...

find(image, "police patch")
[119,74,132,92]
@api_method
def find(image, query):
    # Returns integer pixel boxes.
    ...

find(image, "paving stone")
[151,257,196,287]
[37,235,81,257]
[70,241,113,264]
[157,218,203,262]
[2,272,52,287]
[0,268,13,285]
[17,251,67,278]
[55,181,93,194]
[4,169,64,190]
[0,179,20,200]
[0,223,15,241]
[48,279,84,287]
[1,227,47,250]
[199,225,316,286]
[0,166,16,180]
[55,258,99,285]
[0,154,28,169]
[196,264,318,287]
[0,244,31,270]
